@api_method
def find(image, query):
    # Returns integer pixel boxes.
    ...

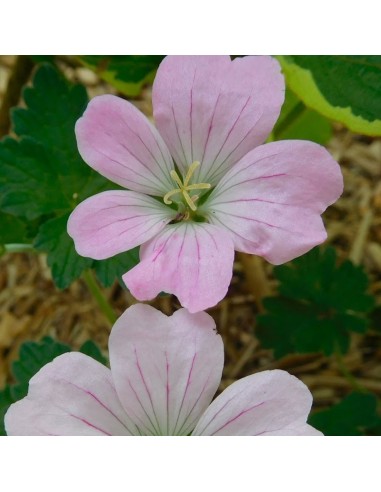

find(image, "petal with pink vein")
[192,370,318,436]
[109,304,223,435]
[123,222,235,313]
[205,140,344,264]
[153,56,285,185]
[76,94,175,195]
[67,190,175,260]
[5,353,136,436]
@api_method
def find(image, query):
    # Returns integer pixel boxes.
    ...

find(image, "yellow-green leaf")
[277,55,381,136]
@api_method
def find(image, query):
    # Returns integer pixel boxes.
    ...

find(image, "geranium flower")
[5,304,321,436]
[68,56,343,313]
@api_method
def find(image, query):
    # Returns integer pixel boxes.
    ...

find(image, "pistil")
[163,161,211,212]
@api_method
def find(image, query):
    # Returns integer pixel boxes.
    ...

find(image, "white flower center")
[163,161,211,212]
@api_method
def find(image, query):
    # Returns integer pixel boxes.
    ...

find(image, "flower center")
[163,161,211,212]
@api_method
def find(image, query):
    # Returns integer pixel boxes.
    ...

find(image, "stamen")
[183,191,197,211]
[169,170,184,189]
[163,188,182,205]
[163,161,211,212]
[185,183,211,191]
[184,161,201,186]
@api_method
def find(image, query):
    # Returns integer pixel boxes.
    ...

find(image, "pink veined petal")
[204,140,344,264]
[122,222,235,313]
[192,370,318,436]
[75,94,175,195]
[5,353,137,436]
[152,55,285,185]
[67,190,175,260]
[108,304,224,436]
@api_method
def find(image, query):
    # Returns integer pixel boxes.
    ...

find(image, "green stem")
[1,243,35,254]
[2,244,117,325]
[335,349,366,393]
[82,269,117,325]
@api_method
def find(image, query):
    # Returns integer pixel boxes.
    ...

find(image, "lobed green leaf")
[308,392,381,436]
[34,213,93,289]
[0,63,140,288]
[257,247,375,357]
[94,248,140,288]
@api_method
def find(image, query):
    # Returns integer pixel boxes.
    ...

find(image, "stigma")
[163,161,211,212]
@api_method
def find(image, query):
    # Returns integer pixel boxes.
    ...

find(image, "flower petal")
[192,370,318,436]
[153,56,285,185]
[204,140,343,264]
[123,223,235,312]
[5,353,136,436]
[76,94,175,195]
[261,424,322,436]
[67,190,175,260]
[108,304,223,435]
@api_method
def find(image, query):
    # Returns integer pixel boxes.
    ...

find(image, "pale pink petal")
[123,223,235,313]
[153,56,284,185]
[67,190,175,260]
[261,424,322,436]
[192,370,318,436]
[5,353,137,436]
[76,94,174,195]
[204,140,343,264]
[109,304,223,435]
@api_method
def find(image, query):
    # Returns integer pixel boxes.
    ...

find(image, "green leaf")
[13,64,88,153]
[271,90,332,145]
[79,340,107,365]
[28,55,55,64]
[0,211,28,244]
[94,248,140,287]
[309,392,381,436]
[10,64,99,204]
[256,247,375,357]
[277,55,381,136]
[0,63,134,288]
[34,213,93,289]
[77,55,164,97]
[328,260,375,312]
[369,306,381,332]
[276,247,374,312]
[0,386,14,435]
[0,137,70,219]
[34,214,140,289]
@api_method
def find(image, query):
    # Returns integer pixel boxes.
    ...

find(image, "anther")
[163,161,211,212]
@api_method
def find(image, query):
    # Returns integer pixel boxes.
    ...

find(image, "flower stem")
[2,243,117,325]
[82,270,118,325]
[1,243,35,255]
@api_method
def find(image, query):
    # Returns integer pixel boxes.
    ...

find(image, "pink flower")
[67,56,343,313]
[5,304,321,436]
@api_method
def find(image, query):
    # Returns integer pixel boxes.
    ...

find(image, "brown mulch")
[1,55,381,411]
